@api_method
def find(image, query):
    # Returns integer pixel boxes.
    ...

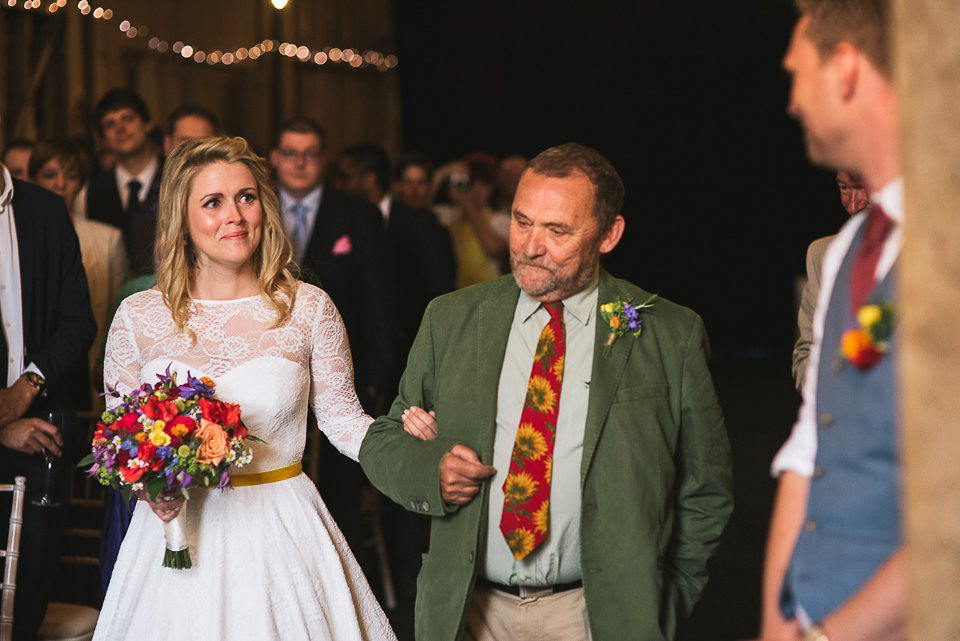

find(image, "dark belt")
[477,576,583,598]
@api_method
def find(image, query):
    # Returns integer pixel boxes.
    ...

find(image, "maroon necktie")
[850,205,894,313]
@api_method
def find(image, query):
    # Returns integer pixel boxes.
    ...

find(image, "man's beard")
[510,253,598,301]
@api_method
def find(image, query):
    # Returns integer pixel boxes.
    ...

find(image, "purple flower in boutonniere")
[599,294,657,357]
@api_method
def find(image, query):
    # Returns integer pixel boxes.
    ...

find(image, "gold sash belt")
[231,461,302,487]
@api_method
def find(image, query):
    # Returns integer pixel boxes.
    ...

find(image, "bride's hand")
[137,490,185,523]
[402,406,437,441]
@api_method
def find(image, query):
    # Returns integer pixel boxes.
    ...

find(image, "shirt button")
[820,413,833,427]
[803,519,818,532]
[518,575,528,582]
[467,551,474,562]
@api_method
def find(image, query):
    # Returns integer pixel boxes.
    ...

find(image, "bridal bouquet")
[80,365,258,569]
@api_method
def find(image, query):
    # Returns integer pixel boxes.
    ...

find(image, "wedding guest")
[752,2,905,640]
[269,117,393,569]
[495,153,527,212]
[163,104,219,156]
[394,153,434,210]
[792,169,869,390]
[29,138,130,407]
[361,143,733,641]
[0,158,96,641]
[432,153,510,289]
[336,143,456,378]
[86,88,164,276]
[336,142,457,606]
[2,138,34,181]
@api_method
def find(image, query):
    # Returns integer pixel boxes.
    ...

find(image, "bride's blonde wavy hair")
[155,136,298,336]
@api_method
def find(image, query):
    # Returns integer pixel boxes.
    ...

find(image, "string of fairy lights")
[5,0,399,71]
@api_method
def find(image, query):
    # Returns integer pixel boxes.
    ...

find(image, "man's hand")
[0,378,38,428]
[402,406,437,441]
[440,444,496,505]
[0,418,63,456]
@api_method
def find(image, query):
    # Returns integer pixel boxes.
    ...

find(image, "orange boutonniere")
[840,302,895,370]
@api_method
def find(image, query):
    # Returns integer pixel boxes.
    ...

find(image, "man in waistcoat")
[751,2,905,640]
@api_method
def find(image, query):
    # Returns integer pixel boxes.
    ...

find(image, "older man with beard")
[360,143,733,641]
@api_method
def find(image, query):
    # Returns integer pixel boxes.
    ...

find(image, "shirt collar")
[379,194,392,220]
[871,177,904,224]
[116,155,160,193]
[517,270,600,327]
[280,185,323,213]
[0,165,13,210]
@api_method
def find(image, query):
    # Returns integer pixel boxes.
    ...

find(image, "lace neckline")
[190,294,262,305]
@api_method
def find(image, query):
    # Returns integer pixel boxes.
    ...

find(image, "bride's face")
[186,161,263,272]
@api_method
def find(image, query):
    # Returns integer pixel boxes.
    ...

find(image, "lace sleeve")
[102,301,142,411]
[309,290,373,462]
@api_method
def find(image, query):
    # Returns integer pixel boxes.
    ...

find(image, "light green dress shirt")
[481,275,599,586]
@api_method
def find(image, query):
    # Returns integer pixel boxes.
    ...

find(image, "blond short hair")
[155,136,298,336]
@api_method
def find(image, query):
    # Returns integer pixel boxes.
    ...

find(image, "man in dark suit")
[86,88,164,276]
[0,164,96,640]
[335,142,456,385]
[269,117,393,567]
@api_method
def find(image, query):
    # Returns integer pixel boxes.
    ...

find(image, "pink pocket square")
[332,235,352,255]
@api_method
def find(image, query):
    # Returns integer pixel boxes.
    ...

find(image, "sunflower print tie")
[500,301,565,560]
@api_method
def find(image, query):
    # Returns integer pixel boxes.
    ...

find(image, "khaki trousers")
[463,584,593,641]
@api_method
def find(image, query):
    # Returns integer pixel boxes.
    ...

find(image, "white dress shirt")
[115,155,159,210]
[772,178,904,477]
[0,165,43,386]
[280,186,323,263]
[378,194,391,223]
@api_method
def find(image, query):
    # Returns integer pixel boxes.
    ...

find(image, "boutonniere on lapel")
[840,301,896,370]
[599,294,657,357]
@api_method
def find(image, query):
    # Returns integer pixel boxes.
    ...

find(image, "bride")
[94,136,416,640]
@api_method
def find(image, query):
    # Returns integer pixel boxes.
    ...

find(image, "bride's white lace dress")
[92,283,396,641]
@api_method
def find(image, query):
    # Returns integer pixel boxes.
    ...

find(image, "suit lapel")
[581,269,633,486]
[11,188,36,336]
[475,281,519,464]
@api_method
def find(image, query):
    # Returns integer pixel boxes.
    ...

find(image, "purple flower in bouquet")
[178,372,214,400]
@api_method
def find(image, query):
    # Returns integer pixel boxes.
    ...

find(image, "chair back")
[0,476,27,641]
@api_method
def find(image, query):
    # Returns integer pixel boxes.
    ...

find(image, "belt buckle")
[517,584,553,599]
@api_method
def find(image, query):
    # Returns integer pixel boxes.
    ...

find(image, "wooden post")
[894,1,960,639]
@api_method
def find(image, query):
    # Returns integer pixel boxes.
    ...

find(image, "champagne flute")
[32,405,62,508]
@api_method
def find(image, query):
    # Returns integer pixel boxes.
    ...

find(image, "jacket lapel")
[11,186,36,336]
[581,269,633,486]
[475,280,519,464]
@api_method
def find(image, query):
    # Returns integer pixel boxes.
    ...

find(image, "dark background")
[394,2,848,639]
[395,0,848,357]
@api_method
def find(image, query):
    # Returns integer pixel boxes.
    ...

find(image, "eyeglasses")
[277,148,322,162]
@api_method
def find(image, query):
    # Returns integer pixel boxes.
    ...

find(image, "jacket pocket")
[614,383,669,403]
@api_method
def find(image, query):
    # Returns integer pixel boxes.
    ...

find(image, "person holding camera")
[432,152,510,289]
